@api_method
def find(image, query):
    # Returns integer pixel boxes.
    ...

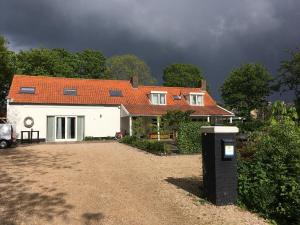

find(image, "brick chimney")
[200,79,207,91]
[130,76,139,88]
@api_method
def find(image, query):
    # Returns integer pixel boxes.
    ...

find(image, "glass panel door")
[56,116,76,141]
[67,117,76,139]
[56,117,65,139]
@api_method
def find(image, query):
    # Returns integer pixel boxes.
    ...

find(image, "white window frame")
[150,91,167,105]
[189,92,204,106]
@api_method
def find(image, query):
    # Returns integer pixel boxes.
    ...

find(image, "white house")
[7,75,234,142]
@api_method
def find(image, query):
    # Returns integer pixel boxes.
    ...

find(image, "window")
[151,92,166,105]
[109,89,123,97]
[190,93,204,106]
[64,88,77,96]
[173,95,181,100]
[20,87,35,94]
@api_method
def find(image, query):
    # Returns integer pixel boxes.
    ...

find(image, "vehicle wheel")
[0,140,8,149]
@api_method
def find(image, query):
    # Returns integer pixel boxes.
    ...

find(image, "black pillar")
[201,126,239,206]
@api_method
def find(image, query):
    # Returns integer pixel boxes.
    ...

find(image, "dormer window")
[64,88,77,96]
[189,93,204,106]
[151,91,167,105]
[20,87,35,94]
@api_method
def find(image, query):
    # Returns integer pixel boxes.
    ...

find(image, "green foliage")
[177,121,208,154]
[268,101,298,125]
[0,36,15,112]
[278,48,300,115]
[162,110,194,137]
[220,63,273,118]
[163,63,206,87]
[104,54,156,84]
[238,121,300,225]
[132,117,146,138]
[16,48,106,78]
[120,136,170,154]
[236,119,266,133]
[84,136,102,141]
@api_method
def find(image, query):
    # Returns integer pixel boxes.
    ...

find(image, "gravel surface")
[0,142,267,225]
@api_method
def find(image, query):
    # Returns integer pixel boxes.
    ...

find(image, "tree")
[268,101,298,125]
[163,63,205,87]
[16,48,106,78]
[278,48,300,114]
[104,54,156,84]
[0,36,15,113]
[75,49,106,78]
[220,63,273,118]
[162,110,194,140]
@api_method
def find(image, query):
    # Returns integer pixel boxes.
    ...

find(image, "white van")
[0,124,16,148]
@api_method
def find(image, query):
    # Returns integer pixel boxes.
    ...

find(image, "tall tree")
[104,54,156,84]
[0,36,14,113]
[75,49,106,78]
[220,63,273,118]
[163,64,205,87]
[278,48,300,114]
[16,48,106,78]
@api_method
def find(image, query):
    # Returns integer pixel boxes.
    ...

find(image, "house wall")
[7,104,121,140]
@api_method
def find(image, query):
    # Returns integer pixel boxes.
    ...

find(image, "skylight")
[64,88,77,96]
[20,87,35,94]
[173,95,181,100]
[109,90,123,97]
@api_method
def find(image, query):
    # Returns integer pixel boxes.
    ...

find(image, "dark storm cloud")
[1,0,300,101]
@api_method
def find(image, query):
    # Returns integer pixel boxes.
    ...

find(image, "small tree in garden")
[162,110,194,140]
[132,117,145,138]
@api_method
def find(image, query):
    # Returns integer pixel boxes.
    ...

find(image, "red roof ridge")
[138,84,203,90]
[13,74,131,83]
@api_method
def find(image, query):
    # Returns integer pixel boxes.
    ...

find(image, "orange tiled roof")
[8,75,233,116]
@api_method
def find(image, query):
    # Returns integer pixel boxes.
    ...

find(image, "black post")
[200,126,239,206]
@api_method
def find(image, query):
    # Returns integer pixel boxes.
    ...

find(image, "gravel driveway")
[0,142,266,225]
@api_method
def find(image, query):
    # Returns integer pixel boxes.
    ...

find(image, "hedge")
[177,121,209,154]
[238,121,300,225]
[120,136,170,155]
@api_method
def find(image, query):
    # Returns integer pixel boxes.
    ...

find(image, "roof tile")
[8,75,233,116]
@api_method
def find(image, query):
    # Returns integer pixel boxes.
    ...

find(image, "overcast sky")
[0,0,299,101]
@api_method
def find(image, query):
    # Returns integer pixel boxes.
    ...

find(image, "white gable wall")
[7,104,121,140]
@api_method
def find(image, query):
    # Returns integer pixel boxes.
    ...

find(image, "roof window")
[64,88,77,96]
[20,87,35,94]
[109,89,123,97]
[173,95,181,100]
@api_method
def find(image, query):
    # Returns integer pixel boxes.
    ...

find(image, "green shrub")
[84,136,102,141]
[177,121,208,154]
[236,119,266,133]
[238,121,300,225]
[120,136,170,154]
[119,136,137,144]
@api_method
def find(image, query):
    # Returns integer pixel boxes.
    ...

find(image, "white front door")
[55,116,76,141]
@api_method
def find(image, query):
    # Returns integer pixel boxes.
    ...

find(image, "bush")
[177,121,208,154]
[235,119,266,133]
[84,136,102,141]
[120,136,170,154]
[238,122,300,225]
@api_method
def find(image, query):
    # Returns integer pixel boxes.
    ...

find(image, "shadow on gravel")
[165,176,204,198]
[82,212,104,225]
[0,148,79,225]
